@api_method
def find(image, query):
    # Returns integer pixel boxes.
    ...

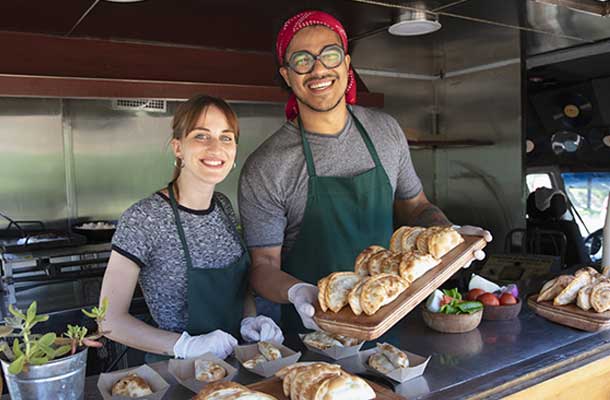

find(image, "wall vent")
[111,99,167,113]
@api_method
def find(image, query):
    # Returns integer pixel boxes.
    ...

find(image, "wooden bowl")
[482,298,522,321]
[421,308,482,333]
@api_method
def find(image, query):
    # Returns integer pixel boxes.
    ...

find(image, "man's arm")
[248,246,301,303]
[394,191,451,227]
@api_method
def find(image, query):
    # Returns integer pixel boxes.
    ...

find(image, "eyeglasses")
[284,44,345,75]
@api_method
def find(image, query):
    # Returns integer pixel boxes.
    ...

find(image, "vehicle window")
[526,173,553,194]
[561,172,610,236]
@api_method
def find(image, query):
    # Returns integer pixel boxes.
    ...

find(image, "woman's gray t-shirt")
[111,191,243,332]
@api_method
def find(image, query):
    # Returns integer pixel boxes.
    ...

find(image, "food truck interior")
[0,0,610,398]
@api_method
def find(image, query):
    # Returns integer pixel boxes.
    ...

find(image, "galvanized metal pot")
[0,348,88,400]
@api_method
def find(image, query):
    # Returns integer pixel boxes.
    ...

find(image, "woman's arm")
[99,251,181,357]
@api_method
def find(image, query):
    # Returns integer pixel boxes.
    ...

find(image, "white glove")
[454,225,493,268]
[287,283,320,331]
[241,316,284,344]
[173,329,237,360]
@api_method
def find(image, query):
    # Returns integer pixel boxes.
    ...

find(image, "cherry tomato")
[478,293,500,306]
[466,288,486,301]
[440,295,454,306]
[499,293,517,305]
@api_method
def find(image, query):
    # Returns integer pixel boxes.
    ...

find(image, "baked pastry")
[399,251,440,283]
[427,227,464,258]
[378,252,402,276]
[326,272,362,313]
[354,245,385,277]
[302,331,343,350]
[111,373,153,398]
[377,342,409,368]
[389,226,410,252]
[195,359,226,383]
[333,334,361,347]
[258,341,282,361]
[577,285,593,311]
[576,267,600,278]
[194,381,278,399]
[554,271,592,306]
[275,362,316,379]
[289,363,342,400]
[366,250,393,276]
[348,277,370,316]
[242,354,267,369]
[400,226,425,252]
[415,227,443,254]
[318,276,330,312]
[279,362,334,397]
[310,372,376,400]
[368,352,395,374]
[537,275,574,302]
[360,273,409,316]
[591,282,610,313]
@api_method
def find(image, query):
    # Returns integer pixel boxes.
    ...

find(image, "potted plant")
[0,298,108,400]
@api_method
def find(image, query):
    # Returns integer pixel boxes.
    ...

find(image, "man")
[238,10,492,332]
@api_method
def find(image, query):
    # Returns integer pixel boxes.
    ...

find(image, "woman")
[100,95,283,361]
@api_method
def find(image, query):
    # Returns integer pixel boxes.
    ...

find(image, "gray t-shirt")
[238,105,422,257]
[112,191,243,332]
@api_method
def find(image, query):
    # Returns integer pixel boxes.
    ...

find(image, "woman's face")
[172,105,237,187]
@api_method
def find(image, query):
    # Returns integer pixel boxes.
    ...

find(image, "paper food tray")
[298,333,364,360]
[359,347,430,383]
[234,341,302,378]
[168,352,237,394]
[97,364,169,400]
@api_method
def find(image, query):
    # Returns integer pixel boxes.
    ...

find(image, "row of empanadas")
[302,331,362,350]
[194,381,277,400]
[537,267,610,312]
[241,341,282,369]
[390,226,464,259]
[355,247,440,282]
[275,362,375,400]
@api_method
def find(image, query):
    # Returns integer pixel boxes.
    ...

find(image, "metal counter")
[31,305,610,400]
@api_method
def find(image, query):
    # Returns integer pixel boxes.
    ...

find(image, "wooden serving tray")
[528,294,610,332]
[248,376,402,400]
[313,235,487,340]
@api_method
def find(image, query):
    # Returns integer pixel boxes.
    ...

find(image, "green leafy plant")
[439,289,483,315]
[0,298,109,375]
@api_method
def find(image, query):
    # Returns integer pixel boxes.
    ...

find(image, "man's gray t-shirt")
[112,191,243,332]
[238,105,422,258]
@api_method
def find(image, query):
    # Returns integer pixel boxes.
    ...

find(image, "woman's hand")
[173,330,237,359]
[240,315,284,344]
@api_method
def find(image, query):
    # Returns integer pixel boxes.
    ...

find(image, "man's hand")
[240,315,284,344]
[455,225,493,268]
[287,283,320,331]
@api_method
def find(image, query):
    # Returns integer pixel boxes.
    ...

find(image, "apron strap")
[298,107,384,178]
[168,182,194,270]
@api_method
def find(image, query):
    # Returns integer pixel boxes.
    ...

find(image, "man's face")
[279,26,351,116]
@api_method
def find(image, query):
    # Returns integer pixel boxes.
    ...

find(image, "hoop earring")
[174,158,184,168]
[233,162,237,170]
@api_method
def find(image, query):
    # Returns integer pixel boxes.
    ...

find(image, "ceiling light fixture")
[388,8,441,36]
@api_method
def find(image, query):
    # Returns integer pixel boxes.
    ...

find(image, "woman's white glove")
[240,316,284,344]
[173,329,237,360]
[288,283,320,331]
[454,225,493,268]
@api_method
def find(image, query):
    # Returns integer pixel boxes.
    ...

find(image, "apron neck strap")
[168,182,194,270]
[298,107,383,178]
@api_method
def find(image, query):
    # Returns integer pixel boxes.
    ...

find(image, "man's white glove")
[240,316,284,344]
[287,283,320,331]
[454,225,493,268]
[173,329,237,360]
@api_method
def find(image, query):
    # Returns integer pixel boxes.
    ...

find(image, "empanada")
[366,250,393,276]
[111,373,153,398]
[317,276,330,312]
[377,342,409,368]
[310,373,376,400]
[242,354,267,369]
[400,226,425,252]
[591,282,610,313]
[416,227,443,254]
[258,341,281,361]
[368,353,395,374]
[360,273,409,316]
[348,277,370,316]
[354,245,385,277]
[302,331,343,350]
[194,381,248,400]
[577,285,594,311]
[290,363,341,400]
[195,359,226,383]
[554,271,592,306]
[378,252,403,276]
[333,334,361,347]
[427,227,464,259]
[537,275,574,302]
[280,363,330,397]
[389,226,410,252]
[399,251,441,283]
[326,272,362,313]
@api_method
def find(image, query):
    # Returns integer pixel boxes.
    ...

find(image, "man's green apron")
[281,107,395,333]
[145,183,248,362]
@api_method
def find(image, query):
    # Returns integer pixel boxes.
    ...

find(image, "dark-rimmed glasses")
[284,44,345,75]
